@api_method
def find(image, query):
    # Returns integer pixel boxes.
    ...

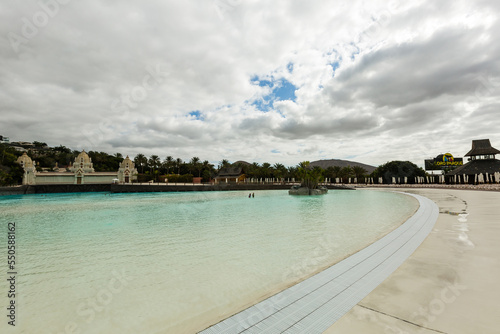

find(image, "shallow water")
[0,189,417,333]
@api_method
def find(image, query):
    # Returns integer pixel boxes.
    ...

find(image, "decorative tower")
[117,156,138,183]
[69,150,95,184]
[16,152,36,185]
[70,151,95,173]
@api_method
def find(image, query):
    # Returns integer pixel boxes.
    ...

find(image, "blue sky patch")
[274,79,296,101]
[252,98,272,112]
[188,110,204,120]
[330,61,340,73]
[251,76,297,112]
[251,76,272,87]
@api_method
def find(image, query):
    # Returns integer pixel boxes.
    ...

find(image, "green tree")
[53,145,71,153]
[87,151,121,171]
[297,161,323,189]
[0,144,23,186]
[371,161,426,184]
[260,162,271,178]
[273,163,287,180]
[325,166,342,180]
[201,160,214,181]
[339,166,353,180]
[164,155,174,174]
[352,166,368,181]
[287,166,298,180]
[218,159,230,170]
[245,162,260,178]
[332,166,342,179]
[175,158,183,174]
[33,141,47,148]
[190,157,201,177]
[149,155,160,180]
[134,154,147,173]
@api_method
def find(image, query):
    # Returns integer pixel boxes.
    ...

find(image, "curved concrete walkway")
[199,193,439,334]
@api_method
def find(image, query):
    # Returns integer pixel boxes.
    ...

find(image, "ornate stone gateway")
[16,151,138,185]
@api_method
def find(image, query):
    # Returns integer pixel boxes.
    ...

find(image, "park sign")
[425,153,463,170]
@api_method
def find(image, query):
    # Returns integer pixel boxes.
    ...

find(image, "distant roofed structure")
[464,139,500,160]
[214,167,245,184]
[447,139,500,178]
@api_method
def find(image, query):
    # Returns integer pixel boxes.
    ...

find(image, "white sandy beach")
[325,188,500,334]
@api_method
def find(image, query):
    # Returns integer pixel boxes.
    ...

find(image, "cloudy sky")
[1,0,500,167]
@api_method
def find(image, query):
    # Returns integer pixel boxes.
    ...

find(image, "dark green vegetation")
[0,144,23,186]
[371,160,426,184]
[297,161,324,189]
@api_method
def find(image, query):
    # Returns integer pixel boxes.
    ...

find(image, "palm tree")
[149,155,160,169]
[311,166,324,184]
[297,161,323,189]
[190,157,201,177]
[332,166,341,179]
[134,154,147,173]
[202,160,214,181]
[149,155,160,180]
[219,159,230,170]
[273,163,287,181]
[339,166,353,179]
[261,162,271,178]
[202,160,212,171]
[164,155,174,174]
[287,166,298,180]
[297,161,309,184]
[247,162,260,178]
[352,166,367,181]
[175,158,183,175]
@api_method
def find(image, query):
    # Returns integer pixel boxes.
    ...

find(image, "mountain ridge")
[309,159,376,173]
[231,159,377,173]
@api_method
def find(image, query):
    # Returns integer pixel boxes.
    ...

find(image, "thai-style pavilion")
[446,139,500,183]
[16,151,138,185]
[214,167,245,184]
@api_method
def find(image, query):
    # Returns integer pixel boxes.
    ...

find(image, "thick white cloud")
[1,0,499,167]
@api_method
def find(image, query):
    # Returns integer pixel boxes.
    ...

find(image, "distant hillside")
[309,159,377,173]
[232,160,252,166]
[232,159,376,173]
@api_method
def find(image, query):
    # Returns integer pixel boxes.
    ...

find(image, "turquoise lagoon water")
[0,190,418,333]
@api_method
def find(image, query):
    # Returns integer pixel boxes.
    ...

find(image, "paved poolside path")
[199,193,439,334]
